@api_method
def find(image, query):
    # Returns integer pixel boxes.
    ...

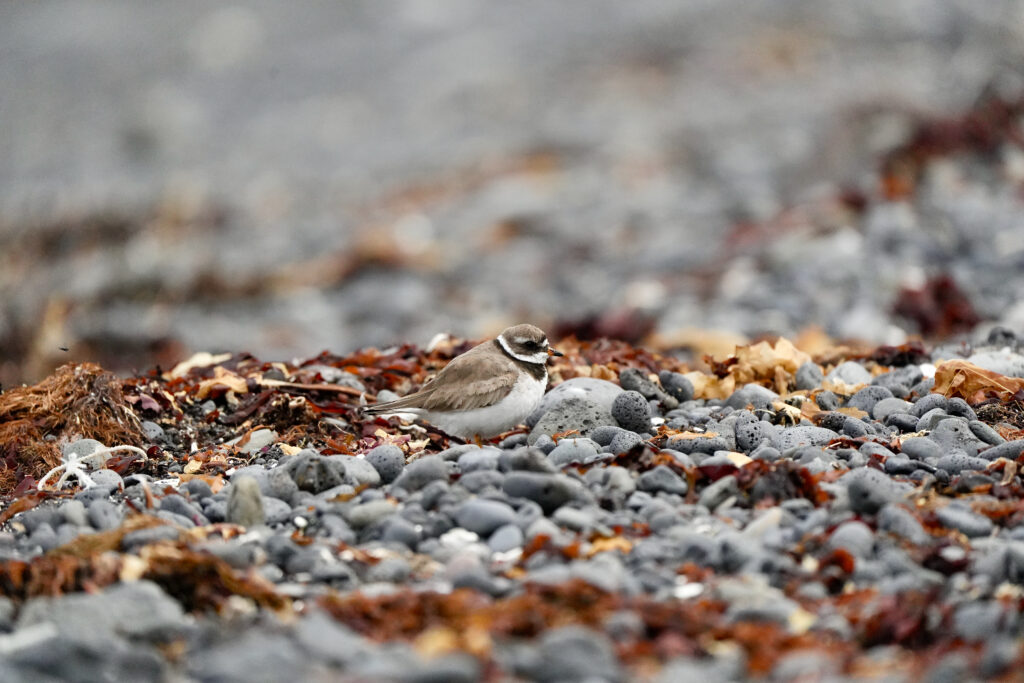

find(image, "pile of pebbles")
[4,331,1024,681]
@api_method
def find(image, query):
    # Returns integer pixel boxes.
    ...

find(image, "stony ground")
[2,330,1024,681]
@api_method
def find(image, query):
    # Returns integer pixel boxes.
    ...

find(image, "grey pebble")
[816,391,839,410]
[936,504,993,537]
[846,385,893,414]
[977,439,1024,461]
[699,474,738,511]
[928,418,987,456]
[794,362,824,391]
[365,445,406,483]
[87,499,123,531]
[774,426,838,451]
[457,447,500,472]
[827,520,874,558]
[261,497,292,525]
[547,438,601,467]
[226,476,265,527]
[345,499,396,528]
[619,367,678,408]
[528,377,623,427]
[872,396,913,421]
[611,390,652,433]
[725,383,779,411]
[843,467,905,515]
[878,503,931,545]
[659,371,695,402]
[911,393,947,417]
[826,360,872,385]
[488,523,524,552]
[503,472,579,514]
[392,455,448,491]
[608,430,645,454]
[901,437,943,461]
[637,466,688,496]
[455,498,517,536]
[529,396,613,443]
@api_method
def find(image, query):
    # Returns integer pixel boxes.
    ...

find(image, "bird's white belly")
[429,373,545,438]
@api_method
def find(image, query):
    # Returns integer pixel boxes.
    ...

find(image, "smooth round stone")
[842,418,868,438]
[887,413,920,433]
[936,504,993,538]
[877,503,930,545]
[969,421,1005,446]
[911,393,947,417]
[366,557,412,583]
[826,361,872,386]
[531,626,622,683]
[339,456,381,487]
[141,420,165,441]
[816,391,839,411]
[928,418,986,456]
[259,467,299,502]
[380,516,420,548]
[454,499,516,536]
[365,445,405,484]
[977,439,1024,461]
[459,470,505,493]
[457,448,500,473]
[827,520,875,558]
[502,472,578,514]
[60,500,89,527]
[62,438,105,459]
[637,466,688,496]
[699,475,738,511]
[547,438,601,467]
[261,497,291,525]
[872,397,913,421]
[611,391,651,433]
[916,408,955,431]
[488,523,524,552]
[86,499,123,531]
[884,453,917,475]
[392,456,448,491]
[934,452,986,474]
[659,371,695,402]
[946,397,977,420]
[843,468,905,515]
[498,447,557,473]
[794,362,824,391]
[344,499,397,528]
[901,437,943,461]
[725,383,779,411]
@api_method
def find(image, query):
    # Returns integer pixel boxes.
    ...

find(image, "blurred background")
[3,0,1024,386]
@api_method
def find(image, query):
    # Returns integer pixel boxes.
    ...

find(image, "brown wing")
[367,342,516,413]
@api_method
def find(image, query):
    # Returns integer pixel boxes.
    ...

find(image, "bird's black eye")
[525,341,540,349]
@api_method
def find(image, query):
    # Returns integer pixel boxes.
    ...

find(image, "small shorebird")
[363,324,562,439]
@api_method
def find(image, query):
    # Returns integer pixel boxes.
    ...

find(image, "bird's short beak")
[547,347,563,357]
